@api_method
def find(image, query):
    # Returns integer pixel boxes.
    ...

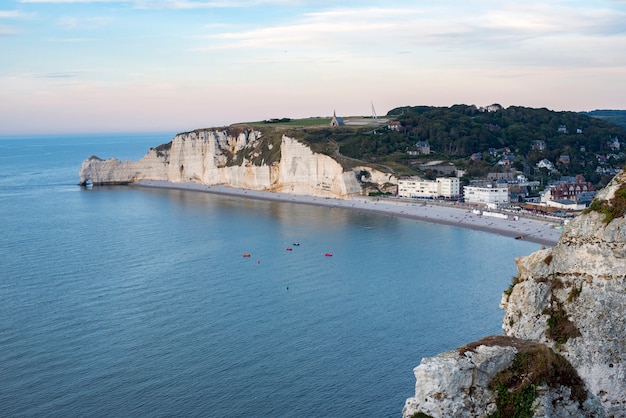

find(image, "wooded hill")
[387,105,625,156]
[277,105,626,188]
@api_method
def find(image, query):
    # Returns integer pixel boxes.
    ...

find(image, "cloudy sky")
[1,0,625,134]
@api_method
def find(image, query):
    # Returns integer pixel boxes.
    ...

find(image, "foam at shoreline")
[134,180,562,246]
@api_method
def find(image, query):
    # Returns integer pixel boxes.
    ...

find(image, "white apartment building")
[398,177,460,199]
[463,184,509,206]
[437,177,460,198]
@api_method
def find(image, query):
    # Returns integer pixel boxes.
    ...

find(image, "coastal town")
[328,105,625,221]
[396,172,595,217]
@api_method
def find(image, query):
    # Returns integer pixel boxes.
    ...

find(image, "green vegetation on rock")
[152,141,172,158]
[458,336,587,418]
[583,181,626,223]
[541,279,581,346]
[410,412,434,418]
[544,300,581,345]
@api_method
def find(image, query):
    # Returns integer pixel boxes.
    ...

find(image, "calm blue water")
[0,133,540,417]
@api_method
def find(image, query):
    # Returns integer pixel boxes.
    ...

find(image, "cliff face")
[501,169,626,417]
[79,129,396,199]
[402,337,605,418]
[403,170,626,418]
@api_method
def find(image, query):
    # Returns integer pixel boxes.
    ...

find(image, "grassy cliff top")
[232,117,333,128]
[229,117,406,174]
[182,105,626,186]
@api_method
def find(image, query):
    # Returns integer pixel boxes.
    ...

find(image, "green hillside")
[230,105,626,189]
[580,110,626,130]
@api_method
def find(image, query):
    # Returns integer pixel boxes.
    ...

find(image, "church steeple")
[330,109,344,127]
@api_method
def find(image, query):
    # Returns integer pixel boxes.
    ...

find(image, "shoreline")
[133,180,562,247]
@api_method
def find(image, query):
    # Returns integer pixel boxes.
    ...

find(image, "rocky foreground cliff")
[403,170,626,418]
[79,128,396,198]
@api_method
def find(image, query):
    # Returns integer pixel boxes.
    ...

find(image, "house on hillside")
[537,159,557,172]
[558,155,570,165]
[470,152,483,161]
[532,140,546,151]
[416,141,431,155]
[479,104,503,112]
[608,136,621,151]
[407,141,431,156]
[497,154,515,167]
[388,121,402,131]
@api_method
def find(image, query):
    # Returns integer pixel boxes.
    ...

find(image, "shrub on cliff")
[583,181,626,223]
[460,336,586,418]
[487,340,586,417]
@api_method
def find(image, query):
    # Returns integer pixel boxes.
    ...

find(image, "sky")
[1,0,626,135]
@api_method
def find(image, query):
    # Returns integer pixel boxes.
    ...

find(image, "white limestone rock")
[78,128,397,199]
[275,135,362,197]
[402,344,516,418]
[405,171,625,417]
[501,170,626,417]
[402,337,605,418]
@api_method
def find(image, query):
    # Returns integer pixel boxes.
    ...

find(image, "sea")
[0,132,541,417]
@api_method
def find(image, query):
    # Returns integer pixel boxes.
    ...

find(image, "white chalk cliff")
[79,128,396,198]
[403,170,626,418]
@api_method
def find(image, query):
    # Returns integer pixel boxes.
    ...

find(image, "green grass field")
[234,117,332,128]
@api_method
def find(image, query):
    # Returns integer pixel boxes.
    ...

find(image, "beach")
[135,180,563,247]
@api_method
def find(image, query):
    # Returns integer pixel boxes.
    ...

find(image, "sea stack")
[403,170,626,417]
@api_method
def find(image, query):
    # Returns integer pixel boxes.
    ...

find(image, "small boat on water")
[243,253,251,257]
[293,243,300,246]
[325,253,333,257]
[285,247,293,251]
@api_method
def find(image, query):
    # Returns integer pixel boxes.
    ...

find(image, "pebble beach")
[136,180,563,247]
